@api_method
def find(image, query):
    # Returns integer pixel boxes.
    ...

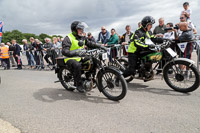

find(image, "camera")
[164,25,179,31]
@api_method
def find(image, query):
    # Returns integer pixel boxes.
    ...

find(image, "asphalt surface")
[0,69,200,133]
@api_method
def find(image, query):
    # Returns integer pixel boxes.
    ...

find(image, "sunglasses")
[101,29,106,30]
[180,17,185,19]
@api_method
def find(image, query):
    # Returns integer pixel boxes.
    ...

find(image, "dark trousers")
[109,48,118,62]
[66,59,82,86]
[2,58,10,69]
[180,42,194,59]
[14,56,22,69]
[44,54,53,64]
[123,53,137,78]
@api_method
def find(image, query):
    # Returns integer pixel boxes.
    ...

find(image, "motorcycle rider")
[116,16,165,84]
[62,21,106,93]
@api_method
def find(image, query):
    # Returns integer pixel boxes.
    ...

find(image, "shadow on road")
[128,82,191,96]
[33,88,119,104]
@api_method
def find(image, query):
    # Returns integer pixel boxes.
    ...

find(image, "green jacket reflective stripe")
[128,28,155,53]
[64,33,85,63]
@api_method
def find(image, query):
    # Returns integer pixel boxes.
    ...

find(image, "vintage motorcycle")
[111,40,200,93]
[55,48,128,101]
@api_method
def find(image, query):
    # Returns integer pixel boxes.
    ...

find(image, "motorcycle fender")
[173,58,195,64]
[97,66,123,75]
[163,58,195,72]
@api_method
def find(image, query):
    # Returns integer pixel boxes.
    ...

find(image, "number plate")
[102,53,108,60]
[107,48,111,55]
[125,45,129,52]
[166,48,177,57]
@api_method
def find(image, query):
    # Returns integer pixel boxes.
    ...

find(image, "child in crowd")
[181,2,192,22]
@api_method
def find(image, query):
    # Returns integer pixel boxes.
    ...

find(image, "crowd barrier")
[1,38,200,72]
[0,48,63,71]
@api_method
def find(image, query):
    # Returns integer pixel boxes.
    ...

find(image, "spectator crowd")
[0,2,199,71]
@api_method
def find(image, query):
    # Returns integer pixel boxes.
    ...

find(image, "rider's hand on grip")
[77,50,86,57]
[148,44,156,48]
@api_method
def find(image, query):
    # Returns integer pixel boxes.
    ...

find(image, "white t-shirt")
[181,8,192,20]
[163,31,175,40]
[188,21,195,29]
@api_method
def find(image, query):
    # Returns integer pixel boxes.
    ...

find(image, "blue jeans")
[26,53,35,66]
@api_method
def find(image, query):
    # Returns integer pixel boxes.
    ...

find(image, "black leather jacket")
[62,33,100,57]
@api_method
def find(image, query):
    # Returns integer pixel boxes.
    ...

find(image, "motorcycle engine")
[83,80,93,91]
[144,70,154,81]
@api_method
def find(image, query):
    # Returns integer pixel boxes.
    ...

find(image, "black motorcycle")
[112,40,200,93]
[55,48,127,101]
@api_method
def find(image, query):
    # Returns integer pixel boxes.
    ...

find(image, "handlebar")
[105,44,122,48]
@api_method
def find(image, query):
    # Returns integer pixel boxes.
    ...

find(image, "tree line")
[1,30,63,44]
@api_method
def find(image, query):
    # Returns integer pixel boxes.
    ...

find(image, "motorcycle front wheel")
[163,60,200,93]
[97,68,127,101]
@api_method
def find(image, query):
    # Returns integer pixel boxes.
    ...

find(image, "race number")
[107,48,111,55]
[125,45,129,52]
[102,53,108,60]
[166,48,177,57]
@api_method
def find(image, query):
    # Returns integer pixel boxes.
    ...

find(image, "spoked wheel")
[163,60,200,93]
[117,58,134,83]
[97,68,127,101]
[58,67,76,91]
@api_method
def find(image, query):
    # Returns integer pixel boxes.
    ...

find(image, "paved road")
[0,69,200,133]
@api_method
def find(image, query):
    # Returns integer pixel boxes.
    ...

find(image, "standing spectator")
[22,39,35,68]
[52,37,60,64]
[138,22,142,28]
[153,18,166,74]
[153,18,166,37]
[87,32,96,42]
[105,28,119,61]
[53,37,61,53]
[43,38,54,66]
[6,42,16,67]
[34,39,44,69]
[178,14,197,35]
[0,43,10,69]
[121,25,133,55]
[12,40,22,69]
[30,37,36,47]
[163,23,176,51]
[30,37,37,63]
[85,32,96,50]
[57,37,62,43]
[178,22,194,59]
[181,2,192,22]
[163,23,175,40]
[96,26,110,45]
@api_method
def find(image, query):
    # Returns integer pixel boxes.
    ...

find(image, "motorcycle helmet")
[141,16,155,28]
[71,21,88,35]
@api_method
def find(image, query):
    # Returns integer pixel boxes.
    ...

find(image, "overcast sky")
[0,0,199,38]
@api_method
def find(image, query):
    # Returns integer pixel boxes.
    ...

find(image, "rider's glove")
[78,40,84,47]
[77,50,86,57]
[148,44,156,48]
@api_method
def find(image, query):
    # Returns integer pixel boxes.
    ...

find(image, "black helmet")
[71,21,80,33]
[71,21,88,34]
[141,16,155,28]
